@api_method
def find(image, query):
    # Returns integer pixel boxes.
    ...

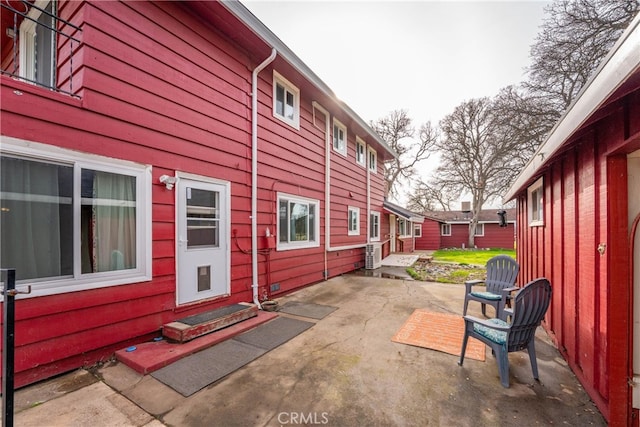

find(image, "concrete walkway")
[5,275,605,426]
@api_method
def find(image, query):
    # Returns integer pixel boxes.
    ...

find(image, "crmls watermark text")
[277,412,329,425]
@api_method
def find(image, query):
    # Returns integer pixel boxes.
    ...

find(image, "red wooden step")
[163,303,258,343]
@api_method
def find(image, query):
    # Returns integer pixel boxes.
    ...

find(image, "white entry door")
[177,178,229,305]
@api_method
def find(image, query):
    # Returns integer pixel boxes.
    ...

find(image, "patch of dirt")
[409,260,485,284]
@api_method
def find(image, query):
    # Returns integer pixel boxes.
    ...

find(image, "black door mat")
[151,340,265,396]
[178,304,248,326]
[233,316,313,350]
[277,301,337,319]
[150,316,314,396]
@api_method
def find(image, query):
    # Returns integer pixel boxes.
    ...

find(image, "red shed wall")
[0,0,389,386]
[514,95,638,424]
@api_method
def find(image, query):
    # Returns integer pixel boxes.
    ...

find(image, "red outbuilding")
[415,209,516,250]
[504,13,640,425]
[0,0,397,387]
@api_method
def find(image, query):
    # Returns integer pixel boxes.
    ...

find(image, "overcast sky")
[243,0,550,203]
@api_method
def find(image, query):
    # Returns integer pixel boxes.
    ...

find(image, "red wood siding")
[439,223,514,249]
[0,0,390,387]
[514,97,638,423]
[415,219,441,250]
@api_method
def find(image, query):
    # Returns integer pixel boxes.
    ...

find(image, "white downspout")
[312,101,331,278]
[252,48,277,309]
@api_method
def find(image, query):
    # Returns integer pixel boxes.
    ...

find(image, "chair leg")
[496,346,510,388]
[481,303,487,317]
[527,340,539,380]
[463,298,469,316]
[458,330,469,366]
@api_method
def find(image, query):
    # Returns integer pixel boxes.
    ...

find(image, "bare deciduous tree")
[370,110,437,200]
[431,97,524,247]
[406,179,456,212]
[524,0,639,116]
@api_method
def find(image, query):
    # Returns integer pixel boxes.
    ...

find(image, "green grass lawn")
[432,248,516,266]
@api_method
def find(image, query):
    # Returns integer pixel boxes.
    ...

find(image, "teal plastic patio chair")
[458,277,552,387]
[462,255,519,318]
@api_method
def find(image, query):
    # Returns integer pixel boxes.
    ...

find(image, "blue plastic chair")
[458,278,552,387]
[462,255,519,318]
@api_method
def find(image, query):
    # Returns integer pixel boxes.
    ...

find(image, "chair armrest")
[464,279,485,293]
[463,315,510,331]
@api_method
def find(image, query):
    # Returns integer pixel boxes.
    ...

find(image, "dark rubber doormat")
[151,340,265,396]
[178,303,247,326]
[233,316,313,350]
[278,301,337,320]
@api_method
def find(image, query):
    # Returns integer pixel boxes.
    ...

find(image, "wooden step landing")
[163,302,258,343]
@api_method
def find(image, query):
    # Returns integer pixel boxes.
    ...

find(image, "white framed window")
[19,0,56,88]
[398,218,411,237]
[441,223,451,236]
[414,224,422,237]
[528,177,544,226]
[473,223,485,236]
[277,193,319,250]
[348,206,360,235]
[0,137,152,298]
[273,71,300,129]
[368,147,377,173]
[355,138,366,166]
[370,211,380,241]
[333,119,347,156]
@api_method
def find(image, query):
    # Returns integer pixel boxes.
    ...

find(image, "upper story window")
[528,177,544,226]
[355,138,366,166]
[414,224,422,237]
[348,206,360,236]
[277,193,319,250]
[441,223,451,236]
[273,71,300,129]
[20,0,56,87]
[473,223,484,236]
[370,211,380,241]
[368,147,377,173]
[333,119,347,156]
[0,137,152,298]
[2,0,82,95]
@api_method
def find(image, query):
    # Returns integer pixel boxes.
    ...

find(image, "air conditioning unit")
[365,243,382,270]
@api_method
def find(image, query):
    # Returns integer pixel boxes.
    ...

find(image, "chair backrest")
[507,278,552,352]
[484,255,520,294]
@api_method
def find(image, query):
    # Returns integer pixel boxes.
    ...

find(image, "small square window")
[368,147,377,173]
[333,119,347,156]
[528,177,544,226]
[414,224,422,237]
[273,71,300,129]
[441,223,451,236]
[355,138,366,166]
[277,193,320,250]
[473,223,484,236]
[348,206,360,235]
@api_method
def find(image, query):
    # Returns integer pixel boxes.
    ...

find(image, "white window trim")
[441,223,451,236]
[332,118,347,157]
[370,211,381,242]
[348,206,360,236]
[473,223,485,236]
[528,177,544,227]
[355,137,366,167]
[272,71,300,130]
[1,136,152,299]
[368,147,377,173]
[277,192,320,251]
[19,0,55,85]
[414,224,422,237]
[398,218,412,238]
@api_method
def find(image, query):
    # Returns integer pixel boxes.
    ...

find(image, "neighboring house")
[0,0,396,387]
[503,13,640,425]
[415,209,515,250]
[382,200,424,254]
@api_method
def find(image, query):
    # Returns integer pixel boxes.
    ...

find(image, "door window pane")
[186,188,219,248]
